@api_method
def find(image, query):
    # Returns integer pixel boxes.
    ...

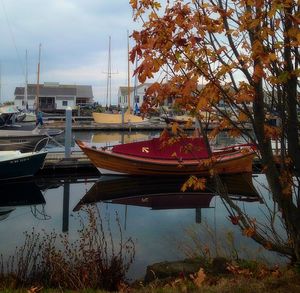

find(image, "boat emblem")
[142,147,149,153]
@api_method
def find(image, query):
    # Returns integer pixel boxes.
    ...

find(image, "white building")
[14,82,94,112]
[118,83,153,111]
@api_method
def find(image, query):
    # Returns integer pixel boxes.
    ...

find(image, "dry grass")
[1,269,299,293]
[0,206,135,292]
[130,267,300,293]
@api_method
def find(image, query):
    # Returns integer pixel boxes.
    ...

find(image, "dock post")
[65,106,72,158]
[121,104,125,125]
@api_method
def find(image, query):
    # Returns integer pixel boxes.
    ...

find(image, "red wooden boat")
[75,137,255,176]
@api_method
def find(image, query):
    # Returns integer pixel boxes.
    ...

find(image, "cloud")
[0,0,137,102]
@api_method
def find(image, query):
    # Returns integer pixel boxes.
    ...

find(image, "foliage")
[130,0,300,262]
[0,207,135,291]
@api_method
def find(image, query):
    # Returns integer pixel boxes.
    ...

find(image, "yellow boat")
[92,111,146,124]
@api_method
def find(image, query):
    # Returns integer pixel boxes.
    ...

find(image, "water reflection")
[74,174,260,229]
[0,180,45,221]
[0,174,285,280]
[74,174,260,217]
[91,131,153,146]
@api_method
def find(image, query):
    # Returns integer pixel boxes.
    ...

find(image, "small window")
[62,101,68,106]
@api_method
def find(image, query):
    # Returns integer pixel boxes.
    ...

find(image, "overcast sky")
[0,0,140,105]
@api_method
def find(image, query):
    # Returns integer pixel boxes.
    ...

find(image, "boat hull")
[76,140,255,176]
[0,129,63,152]
[0,151,47,180]
[0,135,48,152]
[92,112,145,124]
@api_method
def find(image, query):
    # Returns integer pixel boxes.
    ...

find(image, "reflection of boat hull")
[76,139,255,176]
[0,180,45,221]
[0,151,47,180]
[74,173,259,211]
[91,132,150,144]
[92,112,145,124]
[0,180,45,206]
[112,193,213,210]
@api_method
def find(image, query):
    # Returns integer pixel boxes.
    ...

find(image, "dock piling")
[65,107,72,158]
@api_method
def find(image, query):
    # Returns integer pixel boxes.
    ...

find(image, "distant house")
[117,83,156,110]
[14,82,94,112]
[117,86,134,108]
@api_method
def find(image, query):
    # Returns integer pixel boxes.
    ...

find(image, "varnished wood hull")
[76,140,255,176]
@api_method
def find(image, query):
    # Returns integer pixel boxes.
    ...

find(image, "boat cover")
[112,137,209,160]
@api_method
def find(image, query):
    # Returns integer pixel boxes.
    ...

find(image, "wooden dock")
[38,151,99,176]
[44,118,253,131]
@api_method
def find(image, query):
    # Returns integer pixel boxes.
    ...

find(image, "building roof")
[14,83,94,98]
[76,85,93,98]
[118,86,134,96]
[136,83,153,89]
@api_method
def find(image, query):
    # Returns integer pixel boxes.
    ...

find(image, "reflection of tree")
[131,1,300,262]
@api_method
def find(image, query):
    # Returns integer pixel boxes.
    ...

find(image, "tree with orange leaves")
[130,0,300,262]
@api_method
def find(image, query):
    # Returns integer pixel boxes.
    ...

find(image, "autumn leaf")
[27,287,43,293]
[264,241,273,250]
[190,268,206,288]
[181,176,206,191]
[171,122,180,135]
[253,64,266,82]
[237,112,249,122]
[129,0,137,9]
[243,226,256,237]
[229,215,241,225]
[184,118,193,128]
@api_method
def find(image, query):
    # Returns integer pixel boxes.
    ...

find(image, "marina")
[0,0,297,290]
[0,123,287,281]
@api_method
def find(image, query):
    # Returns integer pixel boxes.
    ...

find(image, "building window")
[62,101,68,106]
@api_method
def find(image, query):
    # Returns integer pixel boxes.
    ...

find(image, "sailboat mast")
[127,30,131,114]
[0,61,2,105]
[106,36,112,108]
[24,50,28,110]
[36,43,41,111]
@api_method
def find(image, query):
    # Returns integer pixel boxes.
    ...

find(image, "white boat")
[0,127,63,152]
[0,150,47,180]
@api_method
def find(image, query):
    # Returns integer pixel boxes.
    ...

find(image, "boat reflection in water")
[91,131,153,146]
[74,173,261,222]
[0,180,46,221]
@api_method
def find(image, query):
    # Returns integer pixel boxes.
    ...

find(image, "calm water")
[0,130,286,281]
